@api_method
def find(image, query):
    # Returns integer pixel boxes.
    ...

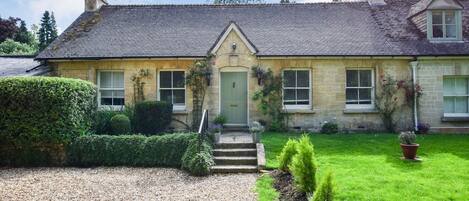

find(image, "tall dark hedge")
[0,77,96,166]
[67,133,196,167]
[0,77,97,145]
[134,101,172,135]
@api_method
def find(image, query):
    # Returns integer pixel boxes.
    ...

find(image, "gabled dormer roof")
[408,0,464,19]
[209,21,257,55]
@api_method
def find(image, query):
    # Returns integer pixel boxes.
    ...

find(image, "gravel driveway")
[0,167,258,201]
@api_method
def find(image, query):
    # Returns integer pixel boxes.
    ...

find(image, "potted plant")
[250,121,265,143]
[213,115,227,132]
[399,131,419,160]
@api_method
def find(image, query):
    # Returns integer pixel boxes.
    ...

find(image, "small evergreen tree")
[14,20,33,45]
[38,11,58,51]
[277,139,298,172]
[312,172,335,201]
[290,134,317,193]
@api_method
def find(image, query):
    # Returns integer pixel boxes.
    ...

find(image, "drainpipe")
[410,61,419,131]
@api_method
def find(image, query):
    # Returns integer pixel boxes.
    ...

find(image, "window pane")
[454,97,467,113]
[346,70,358,87]
[297,89,309,100]
[297,100,310,105]
[160,72,172,88]
[284,101,295,105]
[454,78,467,95]
[101,98,113,105]
[443,78,454,96]
[446,25,457,38]
[444,97,454,113]
[283,71,296,87]
[114,90,125,98]
[359,88,372,101]
[359,70,372,87]
[432,11,443,24]
[173,89,185,104]
[346,88,358,102]
[173,71,185,88]
[160,90,172,104]
[100,90,112,97]
[113,72,124,88]
[445,11,456,24]
[100,72,112,88]
[296,71,309,87]
[284,89,296,101]
[433,25,444,38]
[113,98,125,106]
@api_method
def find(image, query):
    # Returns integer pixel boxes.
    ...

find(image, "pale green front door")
[220,72,248,125]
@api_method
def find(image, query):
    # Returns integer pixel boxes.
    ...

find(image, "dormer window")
[431,10,457,39]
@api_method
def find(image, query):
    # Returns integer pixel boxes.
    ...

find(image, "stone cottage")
[36,0,469,132]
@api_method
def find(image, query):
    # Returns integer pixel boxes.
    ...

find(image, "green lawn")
[261,132,469,201]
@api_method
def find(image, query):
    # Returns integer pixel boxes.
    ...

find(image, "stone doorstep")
[215,143,257,149]
[214,156,257,166]
[211,165,258,173]
[213,148,257,157]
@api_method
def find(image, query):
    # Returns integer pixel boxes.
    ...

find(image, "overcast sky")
[0,0,330,33]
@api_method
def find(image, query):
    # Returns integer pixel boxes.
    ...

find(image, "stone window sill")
[282,109,316,114]
[343,109,379,114]
[173,110,189,115]
[441,116,469,122]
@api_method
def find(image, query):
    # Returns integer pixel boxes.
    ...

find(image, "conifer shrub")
[312,172,335,201]
[290,134,318,193]
[277,139,298,172]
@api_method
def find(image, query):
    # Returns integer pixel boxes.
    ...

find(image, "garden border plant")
[0,77,96,166]
[252,65,289,131]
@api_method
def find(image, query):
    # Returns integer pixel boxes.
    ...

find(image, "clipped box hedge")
[0,77,96,166]
[67,133,197,167]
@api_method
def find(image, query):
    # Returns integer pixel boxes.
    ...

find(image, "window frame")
[157,69,187,111]
[345,68,375,110]
[427,10,462,42]
[282,68,312,110]
[97,70,125,109]
[443,76,469,117]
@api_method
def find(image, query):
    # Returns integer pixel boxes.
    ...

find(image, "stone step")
[213,148,257,157]
[211,165,258,173]
[214,156,258,166]
[215,143,256,149]
[223,126,249,132]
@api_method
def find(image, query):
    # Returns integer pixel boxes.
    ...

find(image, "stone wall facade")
[53,29,469,133]
[417,59,469,133]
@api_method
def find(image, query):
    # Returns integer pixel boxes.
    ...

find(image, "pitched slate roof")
[0,56,49,76]
[36,1,469,60]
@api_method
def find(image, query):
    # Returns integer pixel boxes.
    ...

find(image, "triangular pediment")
[209,22,257,55]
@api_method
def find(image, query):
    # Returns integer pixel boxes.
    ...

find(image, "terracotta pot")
[400,144,419,159]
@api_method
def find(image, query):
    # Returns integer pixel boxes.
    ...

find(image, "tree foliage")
[0,17,20,43]
[15,20,34,45]
[0,39,36,55]
[38,11,58,51]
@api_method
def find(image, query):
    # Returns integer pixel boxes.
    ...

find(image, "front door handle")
[232,82,236,88]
